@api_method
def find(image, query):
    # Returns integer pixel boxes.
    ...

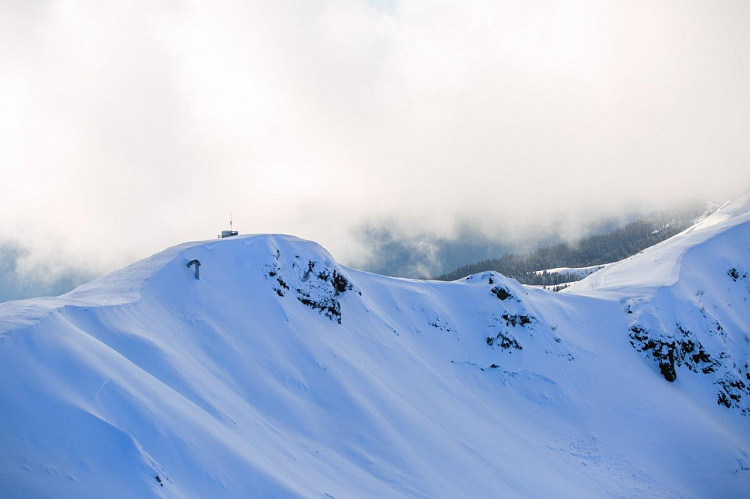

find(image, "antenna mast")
[219,213,239,238]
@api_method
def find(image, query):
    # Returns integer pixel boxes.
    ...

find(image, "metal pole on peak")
[219,214,239,238]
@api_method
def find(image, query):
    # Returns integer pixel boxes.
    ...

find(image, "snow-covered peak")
[1,203,750,497]
[0,235,334,333]
[71,234,337,301]
[566,193,750,296]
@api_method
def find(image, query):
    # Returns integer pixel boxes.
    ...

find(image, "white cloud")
[1,0,748,275]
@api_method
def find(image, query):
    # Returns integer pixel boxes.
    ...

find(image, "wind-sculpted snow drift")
[1,197,750,497]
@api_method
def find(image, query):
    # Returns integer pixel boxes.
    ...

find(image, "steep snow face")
[567,196,750,413]
[568,194,750,295]
[1,200,750,497]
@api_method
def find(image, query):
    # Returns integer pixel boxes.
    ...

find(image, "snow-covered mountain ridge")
[1,196,749,497]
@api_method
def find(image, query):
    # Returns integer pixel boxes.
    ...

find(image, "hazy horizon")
[0,198,721,302]
[2,1,749,300]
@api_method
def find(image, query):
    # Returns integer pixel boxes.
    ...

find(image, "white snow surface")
[2,197,750,497]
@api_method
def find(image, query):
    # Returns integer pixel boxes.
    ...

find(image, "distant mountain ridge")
[437,203,715,284]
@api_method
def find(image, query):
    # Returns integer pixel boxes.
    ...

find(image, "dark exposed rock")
[715,376,750,412]
[486,332,522,351]
[491,286,512,301]
[266,256,353,324]
[628,322,750,412]
[501,313,533,327]
[297,292,342,324]
[727,267,745,281]
[314,267,351,295]
[629,323,721,383]
[718,391,731,408]
[332,271,350,294]
[303,260,316,280]
[659,359,677,382]
[497,333,522,350]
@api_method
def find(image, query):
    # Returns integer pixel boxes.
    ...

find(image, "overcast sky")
[2,0,749,286]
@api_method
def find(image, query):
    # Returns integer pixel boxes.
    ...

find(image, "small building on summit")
[219,219,239,238]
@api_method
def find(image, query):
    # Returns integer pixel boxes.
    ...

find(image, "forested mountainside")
[438,203,714,284]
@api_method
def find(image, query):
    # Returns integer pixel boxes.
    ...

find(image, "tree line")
[436,205,711,285]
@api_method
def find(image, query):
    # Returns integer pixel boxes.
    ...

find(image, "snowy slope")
[566,194,750,414]
[1,199,749,497]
